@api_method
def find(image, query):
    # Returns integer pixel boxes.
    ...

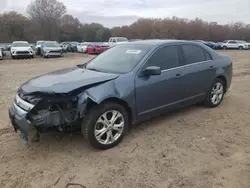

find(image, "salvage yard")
[0,51,250,188]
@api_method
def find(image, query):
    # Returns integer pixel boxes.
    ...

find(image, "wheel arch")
[86,97,133,127]
[216,75,227,93]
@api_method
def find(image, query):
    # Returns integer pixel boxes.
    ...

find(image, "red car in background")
[86,42,110,54]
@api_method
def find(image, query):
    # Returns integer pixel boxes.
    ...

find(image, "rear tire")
[204,78,225,108]
[81,102,129,149]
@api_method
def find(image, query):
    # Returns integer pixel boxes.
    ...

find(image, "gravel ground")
[0,51,250,188]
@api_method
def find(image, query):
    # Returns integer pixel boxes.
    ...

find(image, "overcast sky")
[1,0,250,27]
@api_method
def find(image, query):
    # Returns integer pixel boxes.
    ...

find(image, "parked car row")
[195,40,250,50]
[0,40,63,60]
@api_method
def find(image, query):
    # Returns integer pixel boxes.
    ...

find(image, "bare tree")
[27,0,66,40]
[0,11,28,42]
[60,14,82,41]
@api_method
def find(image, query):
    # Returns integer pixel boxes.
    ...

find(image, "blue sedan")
[9,40,232,149]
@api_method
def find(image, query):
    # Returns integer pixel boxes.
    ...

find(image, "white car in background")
[11,41,34,59]
[108,37,128,47]
[77,42,90,53]
[222,40,249,50]
[0,48,3,60]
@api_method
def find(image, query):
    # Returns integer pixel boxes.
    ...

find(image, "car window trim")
[161,60,212,73]
[181,44,212,65]
[137,44,181,76]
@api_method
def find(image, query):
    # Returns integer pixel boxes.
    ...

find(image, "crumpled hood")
[21,67,119,94]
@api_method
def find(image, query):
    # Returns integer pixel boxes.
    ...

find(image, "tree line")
[0,0,249,43]
[112,17,250,42]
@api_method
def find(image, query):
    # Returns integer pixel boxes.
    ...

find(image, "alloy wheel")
[210,82,224,105]
[94,110,124,145]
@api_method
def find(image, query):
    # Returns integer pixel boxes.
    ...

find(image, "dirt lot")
[0,51,250,188]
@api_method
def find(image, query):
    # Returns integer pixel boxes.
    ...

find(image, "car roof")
[43,41,57,43]
[126,39,206,47]
[12,41,29,43]
[122,39,220,59]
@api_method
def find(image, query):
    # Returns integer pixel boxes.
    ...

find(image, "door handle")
[209,66,214,69]
[174,73,182,79]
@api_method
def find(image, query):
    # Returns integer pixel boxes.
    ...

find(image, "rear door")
[180,44,216,102]
[135,45,186,119]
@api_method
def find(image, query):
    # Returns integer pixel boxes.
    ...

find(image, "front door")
[227,40,238,48]
[135,45,185,120]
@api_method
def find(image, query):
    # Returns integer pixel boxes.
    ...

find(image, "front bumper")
[12,51,33,57]
[44,52,62,57]
[9,95,35,142]
[9,93,80,142]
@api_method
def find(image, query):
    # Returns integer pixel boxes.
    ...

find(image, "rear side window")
[204,50,212,60]
[182,45,206,64]
[146,46,179,70]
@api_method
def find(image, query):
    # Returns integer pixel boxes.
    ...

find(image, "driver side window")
[146,45,180,70]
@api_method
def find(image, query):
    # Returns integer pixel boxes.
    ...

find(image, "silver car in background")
[41,41,63,58]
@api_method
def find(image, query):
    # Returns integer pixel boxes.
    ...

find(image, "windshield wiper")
[87,68,101,72]
[77,64,86,68]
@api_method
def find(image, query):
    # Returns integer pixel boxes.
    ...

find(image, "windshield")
[82,42,90,46]
[116,38,128,42]
[71,42,79,46]
[44,41,60,47]
[12,42,30,47]
[36,41,43,45]
[86,44,151,73]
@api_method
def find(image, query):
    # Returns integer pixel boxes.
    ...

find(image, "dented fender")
[77,76,137,123]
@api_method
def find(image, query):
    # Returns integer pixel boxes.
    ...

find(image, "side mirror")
[143,66,161,76]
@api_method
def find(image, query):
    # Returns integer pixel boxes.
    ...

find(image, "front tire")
[81,102,129,149]
[204,78,225,108]
[223,46,227,50]
[239,46,243,50]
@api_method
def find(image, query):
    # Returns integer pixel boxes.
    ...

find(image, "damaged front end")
[9,90,89,143]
